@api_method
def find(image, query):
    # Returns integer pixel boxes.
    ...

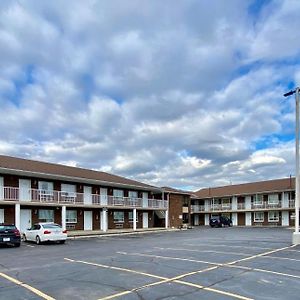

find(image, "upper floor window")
[113,189,124,198]
[128,191,138,199]
[38,181,53,191]
[268,194,279,205]
[253,194,263,205]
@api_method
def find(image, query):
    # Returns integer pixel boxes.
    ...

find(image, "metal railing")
[0,186,168,209]
[191,205,205,213]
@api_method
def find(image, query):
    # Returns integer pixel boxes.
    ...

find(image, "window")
[66,210,77,223]
[129,211,138,222]
[38,209,54,222]
[268,194,279,204]
[253,194,263,205]
[128,191,138,199]
[254,212,264,222]
[38,181,53,191]
[113,189,124,198]
[114,211,124,223]
[268,211,279,222]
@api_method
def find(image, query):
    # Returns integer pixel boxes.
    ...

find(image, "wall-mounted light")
[80,210,82,215]
[96,214,99,220]
[34,209,38,215]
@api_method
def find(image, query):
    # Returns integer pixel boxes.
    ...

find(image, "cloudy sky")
[0,0,299,191]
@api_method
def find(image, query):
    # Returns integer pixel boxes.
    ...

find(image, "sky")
[0,0,300,191]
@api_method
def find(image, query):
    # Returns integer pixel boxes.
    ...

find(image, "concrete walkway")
[67,227,178,239]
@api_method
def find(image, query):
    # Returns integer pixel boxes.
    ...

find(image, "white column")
[100,210,103,230]
[15,203,20,231]
[62,205,66,231]
[102,208,108,232]
[232,212,238,226]
[165,209,169,229]
[133,209,137,231]
[246,212,252,226]
[204,214,210,225]
[204,200,210,211]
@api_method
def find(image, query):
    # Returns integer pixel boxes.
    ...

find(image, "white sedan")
[24,222,67,244]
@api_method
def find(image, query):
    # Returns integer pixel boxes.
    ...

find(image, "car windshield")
[0,225,16,230]
[43,224,62,229]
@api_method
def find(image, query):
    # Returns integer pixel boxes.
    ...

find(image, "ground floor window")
[254,212,264,222]
[114,211,124,223]
[38,209,54,222]
[66,210,77,223]
[129,211,138,222]
[268,211,279,222]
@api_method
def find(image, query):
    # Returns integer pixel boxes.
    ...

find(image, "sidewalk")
[67,227,178,239]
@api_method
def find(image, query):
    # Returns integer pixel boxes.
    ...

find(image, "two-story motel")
[190,178,296,227]
[0,155,168,233]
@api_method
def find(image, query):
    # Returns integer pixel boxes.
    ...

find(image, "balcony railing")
[0,186,167,209]
[191,205,205,213]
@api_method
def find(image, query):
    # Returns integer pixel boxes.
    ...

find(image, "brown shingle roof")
[195,177,295,198]
[0,155,160,191]
[162,186,193,195]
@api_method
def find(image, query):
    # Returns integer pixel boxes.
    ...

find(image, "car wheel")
[15,243,21,247]
[23,234,27,242]
[59,240,65,244]
[36,236,41,245]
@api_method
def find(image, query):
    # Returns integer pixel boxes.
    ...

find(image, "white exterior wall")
[232,212,238,226]
[232,196,237,210]
[0,208,4,223]
[246,212,252,226]
[205,214,210,225]
[282,211,289,226]
[245,196,252,209]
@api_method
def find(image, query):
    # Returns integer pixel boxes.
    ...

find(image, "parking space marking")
[186,243,274,250]
[264,255,300,262]
[227,245,296,265]
[0,272,55,300]
[97,265,252,300]
[64,257,166,280]
[154,247,252,256]
[64,258,252,300]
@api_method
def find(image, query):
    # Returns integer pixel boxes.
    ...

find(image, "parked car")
[23,222,67,244]
[209,216,232,228]
[0,224,21,247]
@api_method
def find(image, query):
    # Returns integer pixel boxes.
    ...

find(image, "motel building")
[190,178,297,227]
[0,155,168,233]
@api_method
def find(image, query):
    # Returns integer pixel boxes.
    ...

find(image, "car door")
[27,224,39,241]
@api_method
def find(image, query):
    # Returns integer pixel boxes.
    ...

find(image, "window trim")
[254,212,264,222]
[268,211,279,222]
[66,210,77,223]
[38,209,54,222]
[113,211,124,223]
[128,211,138,223]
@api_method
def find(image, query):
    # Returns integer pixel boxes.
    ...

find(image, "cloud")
[0,0,299,191]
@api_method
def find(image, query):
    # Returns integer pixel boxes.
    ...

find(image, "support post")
[62,205,66,231]
[165,209,169,229]
[15,203,20,231]
[102,208,108,232]
[133,209,137,231]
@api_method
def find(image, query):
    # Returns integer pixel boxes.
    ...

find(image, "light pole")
[284,87,300,245]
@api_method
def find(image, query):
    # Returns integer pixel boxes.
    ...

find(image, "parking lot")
[0,227,299,300]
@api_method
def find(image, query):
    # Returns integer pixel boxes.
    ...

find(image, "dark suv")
[0,224,21,247]
[209,216,232,228]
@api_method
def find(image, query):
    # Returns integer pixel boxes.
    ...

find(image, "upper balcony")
[0,186,168,210]
[191,199,295,213]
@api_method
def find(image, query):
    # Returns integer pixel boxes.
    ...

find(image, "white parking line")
[186,243,273,250]
[154,247,252,256]
[64,257,252,300]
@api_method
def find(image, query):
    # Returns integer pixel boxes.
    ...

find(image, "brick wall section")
[168,194,184,228]
[1,205,15,223]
